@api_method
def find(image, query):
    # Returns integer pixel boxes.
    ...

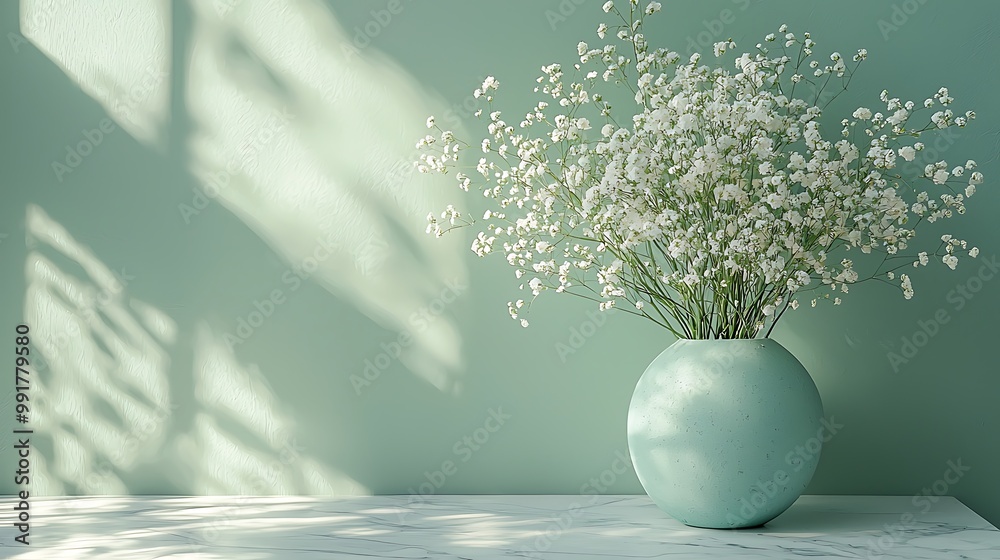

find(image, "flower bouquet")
[415,0,983,341]
[414,0,984,528]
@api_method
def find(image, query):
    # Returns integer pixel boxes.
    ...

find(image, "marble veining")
[1,495,997,558]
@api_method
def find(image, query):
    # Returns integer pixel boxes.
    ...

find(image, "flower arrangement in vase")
[414,0,983,528]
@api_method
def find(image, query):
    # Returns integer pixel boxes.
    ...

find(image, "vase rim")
[674,337,775,342]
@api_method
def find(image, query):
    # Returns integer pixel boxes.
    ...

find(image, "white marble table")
[1,495,998,558]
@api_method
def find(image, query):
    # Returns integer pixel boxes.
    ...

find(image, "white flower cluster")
[416,2,984,338]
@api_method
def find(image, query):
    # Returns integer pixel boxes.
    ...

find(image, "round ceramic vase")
[626,338,824,529]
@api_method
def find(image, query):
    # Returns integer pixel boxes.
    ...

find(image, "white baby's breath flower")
[900,274,913,299]
[603,1,614,13]
[415,10,984,339]
[886,108,908,126]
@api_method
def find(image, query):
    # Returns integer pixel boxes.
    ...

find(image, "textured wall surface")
[1,0,998,528]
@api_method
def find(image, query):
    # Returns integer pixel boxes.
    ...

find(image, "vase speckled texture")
[627,338,824,529]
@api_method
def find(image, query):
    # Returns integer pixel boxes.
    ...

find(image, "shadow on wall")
[4,0,471,497]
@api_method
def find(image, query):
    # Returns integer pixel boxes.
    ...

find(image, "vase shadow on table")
[759,502,886,533]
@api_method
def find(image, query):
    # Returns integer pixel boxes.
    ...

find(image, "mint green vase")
[626,339,824,529]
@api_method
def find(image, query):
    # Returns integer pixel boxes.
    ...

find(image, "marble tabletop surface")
[1,494,998,559]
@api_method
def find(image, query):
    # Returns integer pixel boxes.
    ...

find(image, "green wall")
[2,0,998,527]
